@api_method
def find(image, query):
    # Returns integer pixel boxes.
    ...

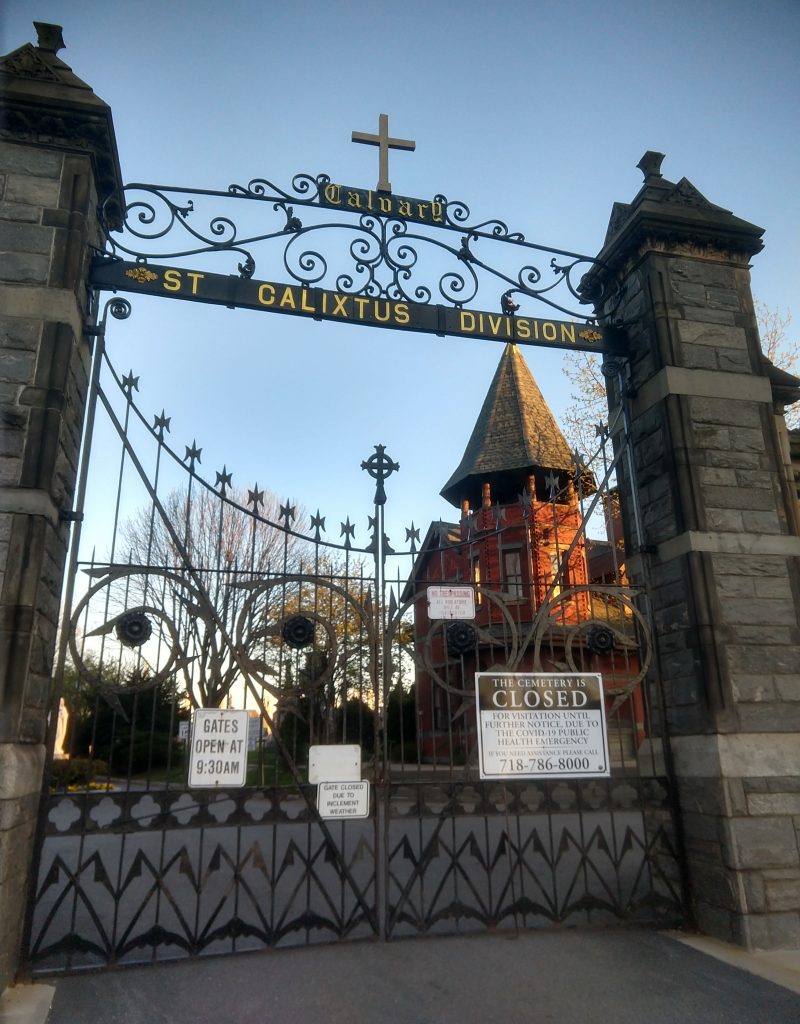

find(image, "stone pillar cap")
[0,22,123,227]
[580,153,765,303]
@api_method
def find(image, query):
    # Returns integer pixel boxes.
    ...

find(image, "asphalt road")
[46,928,800,1024]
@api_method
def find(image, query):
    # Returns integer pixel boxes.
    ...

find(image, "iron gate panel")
[25,316,684,975]
[30,788,378,971]
[384,777,680,938]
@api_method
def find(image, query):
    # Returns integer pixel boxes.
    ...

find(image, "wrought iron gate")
[24,304,684,976]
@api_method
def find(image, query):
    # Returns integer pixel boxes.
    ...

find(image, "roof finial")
[34,22,65,54]
[636,151,665,183]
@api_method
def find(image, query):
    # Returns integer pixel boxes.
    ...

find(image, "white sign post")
[475,672,610,779]
[188,708,249,788]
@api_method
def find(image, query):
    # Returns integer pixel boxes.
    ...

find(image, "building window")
[471,556,482,604]
[549,550,570,596]
[503,550,524,599]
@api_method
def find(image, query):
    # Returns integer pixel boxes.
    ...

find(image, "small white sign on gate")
[188,708,249,788]
[427,585,476,620]
[317,781,370,819]
[308,744,361,784]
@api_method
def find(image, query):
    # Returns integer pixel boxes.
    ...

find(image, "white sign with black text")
[317,781,370,819]
[427,585,476,620]
[188,708,249,788]
[475,672,610,779]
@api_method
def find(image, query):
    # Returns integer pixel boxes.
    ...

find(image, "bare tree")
[756,302,799,429]
[560,351,607,456]
[757,302,798,370]
[561,301,800,447]
[117,485,308,708]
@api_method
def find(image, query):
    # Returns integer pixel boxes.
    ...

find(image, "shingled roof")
[440,343,577,508]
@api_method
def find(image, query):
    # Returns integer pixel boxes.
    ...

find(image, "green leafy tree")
[61,655,189,776]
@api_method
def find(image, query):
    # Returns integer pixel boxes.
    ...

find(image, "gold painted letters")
[163,269,182,292]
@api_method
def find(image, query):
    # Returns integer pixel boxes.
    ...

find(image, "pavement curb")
[665,930,800,995]
[0,984,54,1024]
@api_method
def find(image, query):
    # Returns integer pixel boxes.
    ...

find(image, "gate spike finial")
[248,485,264,511]
[310,510,326,540]
[153,410,171,440]
[121,370,139,396]
[544,471,560,501]
[183,441,202,471]
[340,517,355,549]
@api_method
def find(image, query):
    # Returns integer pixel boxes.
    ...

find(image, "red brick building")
[406,343,644,763]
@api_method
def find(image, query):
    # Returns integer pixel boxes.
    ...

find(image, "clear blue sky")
[4,1,799,558]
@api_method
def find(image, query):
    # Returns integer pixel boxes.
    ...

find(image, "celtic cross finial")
[361,444,399,506]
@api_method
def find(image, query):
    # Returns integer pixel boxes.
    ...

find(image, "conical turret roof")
[440,343,576,507]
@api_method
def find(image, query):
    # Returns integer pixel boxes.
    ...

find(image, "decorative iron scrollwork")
[586,624,615,655]
[446,622,477,656]
[282,615,315,649]
[115,609,153,648]
[99,175,621,321]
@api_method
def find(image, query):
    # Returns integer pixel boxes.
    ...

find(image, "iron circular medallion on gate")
[282,615,315,649]
[586,625,615,656]
[446,621,477,656]
[115,610,152,648]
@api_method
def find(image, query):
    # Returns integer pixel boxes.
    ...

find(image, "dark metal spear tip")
[34,22,66,53]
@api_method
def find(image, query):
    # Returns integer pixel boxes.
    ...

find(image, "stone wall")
[591,154,800,948]
[0,25,121,991]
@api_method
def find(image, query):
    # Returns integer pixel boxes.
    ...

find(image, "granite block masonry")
[583,151,800,948]
[0,22,122,993]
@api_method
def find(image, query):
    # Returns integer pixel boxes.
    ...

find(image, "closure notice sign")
[475,672,610,779]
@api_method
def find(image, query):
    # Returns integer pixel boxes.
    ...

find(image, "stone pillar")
[0,24,121,990]
[586,153,800,949]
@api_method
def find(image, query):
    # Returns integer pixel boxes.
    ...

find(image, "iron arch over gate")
[25,307,684,973]
[87,163,627,354]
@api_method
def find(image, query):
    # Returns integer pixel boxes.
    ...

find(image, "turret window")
[548,550,571,597]
[502,549,524,599]
[471,556,482,604]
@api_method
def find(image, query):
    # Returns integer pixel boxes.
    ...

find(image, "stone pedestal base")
[0,745,45,985]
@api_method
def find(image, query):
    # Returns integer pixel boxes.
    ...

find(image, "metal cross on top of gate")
[351,113,415,193]
[361,444,399,506]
